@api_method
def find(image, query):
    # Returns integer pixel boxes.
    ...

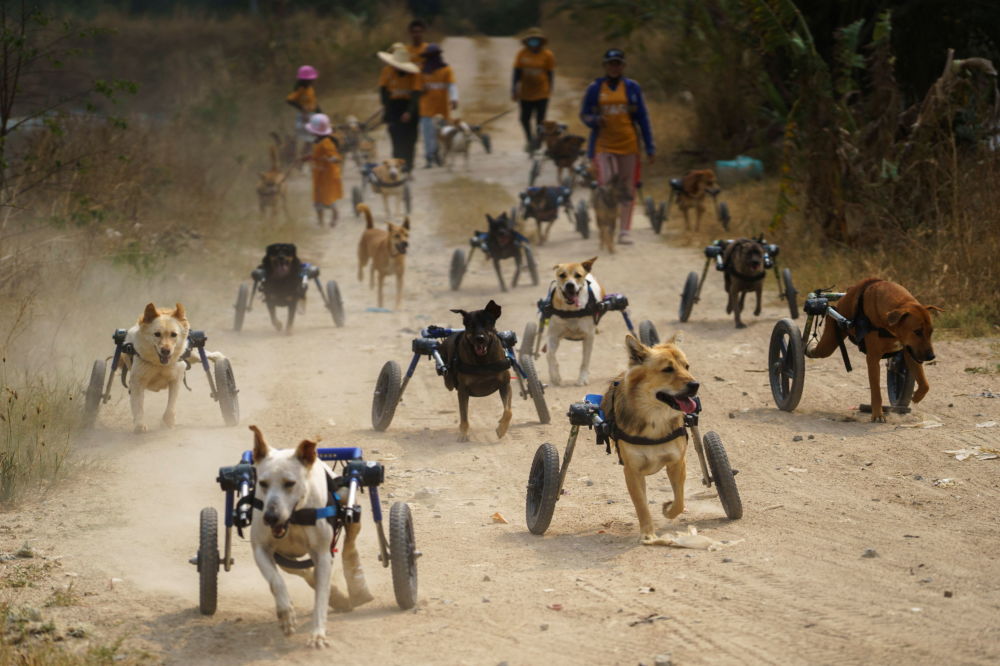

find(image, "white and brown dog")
[249,426,373,649]
[436,116,472,169]
[546,257,605,386]
[367,158,408,219]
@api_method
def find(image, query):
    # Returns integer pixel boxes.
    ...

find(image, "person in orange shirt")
[418,43,458,168]
[286,65,320,154]
[378,43,422,172]
[512,27,555,152]
[302,113,342,228]
[406,19,429,67]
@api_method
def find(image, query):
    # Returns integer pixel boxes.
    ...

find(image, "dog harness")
[539,281,602,322]
[847,280,895,354]
[363,162,407,189]
[598,382,689,465]
[447,333,512,375]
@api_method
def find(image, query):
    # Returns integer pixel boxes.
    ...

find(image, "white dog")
[249,426,373,649]
[436,116,473,170]
[546,258,605,386]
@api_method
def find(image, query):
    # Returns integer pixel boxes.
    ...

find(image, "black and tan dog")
[722,238,766,328]
[439,300,512,442]
[601,334,700,545]
[356,203,409,309]
[591,174,630,254]
[521,186,569,245]
[484,211,527,292]
[258,243,305,333]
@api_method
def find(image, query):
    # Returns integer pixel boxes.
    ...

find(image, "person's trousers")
[593,152,640,232]
[519,98,548,143]
[388,119,419,171]
[420,116,438,163]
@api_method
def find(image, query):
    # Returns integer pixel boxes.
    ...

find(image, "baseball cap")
[603,49,625,63]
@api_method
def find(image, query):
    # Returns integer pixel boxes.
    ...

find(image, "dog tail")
[357,203,374,228]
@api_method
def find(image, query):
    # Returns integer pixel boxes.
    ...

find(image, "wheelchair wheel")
[782,268,799,320]
[215,358,240,426]
[768,318,805,411]
[372,360,402,431]
[645,196,656,224]
[403,184,412,214]
[83,359,106,428]
[389,502,418,610]
[198,507,219,615]
[449,248,466,291]
[480,133,492,154]
[703,432,742,520]
[574,200,590,239]
[638,320,660,347]
[887,352,915,408]
[521,321,538,360]
[325,280,345,327]
[518,353,550,424]
[717,201,731,231]
[234,283,249,332]
[509,206,519,224]
[529,159,541,186]
[351,186,363,216]
[524,246,539,286]
[652,202,667,234]
[526,442,560,535]
[679,271,699,322]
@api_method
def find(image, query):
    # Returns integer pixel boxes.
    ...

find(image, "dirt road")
[4,37,1000,665]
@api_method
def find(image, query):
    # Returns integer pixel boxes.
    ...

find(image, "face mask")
[526,38,542,49]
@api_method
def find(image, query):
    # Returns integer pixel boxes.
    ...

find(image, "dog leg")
[253,544,296,636]
[546,332,563,387]
[511,254,522,289]
[457,389,470,442]
[909,355,930,404]
[623,466,669,545]
[492,258,508,292]
[681,207,691,231]
[377,273,385,309]
[805,316,843,358]
[866,346,886,422]
[731,289,745,328]
[162,377,179,428]
[394,271,403,310]
[297,565,351,612]
[662,456,686,519]
[267,303,283,332]
[306,546,332,649]
[577,330,594,386]
[341,522,374,607]
[754,284,763,316]
[496,381,512,439]
[357,250,366,282]
[369,263,376,290]
[130,385,147,433]
[735,291,747,329]
[286,304,296,335]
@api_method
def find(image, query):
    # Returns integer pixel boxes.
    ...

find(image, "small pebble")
[721,558,733,563]
[482,575,491,582]
[913,475,923,481]
[482,597,490,603]
[606,499,615,504]
[861,548,878,558]
[944,590,953,598]
[919,577,933,584]
[540,624,549,631]
[792,435,803,442]
[654,654,673,666]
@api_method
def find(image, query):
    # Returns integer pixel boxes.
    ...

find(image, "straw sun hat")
[377,44,419,74]
[521,27,547,45]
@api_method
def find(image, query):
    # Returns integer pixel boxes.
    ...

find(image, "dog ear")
[625,334,649,365]
[295,439,318,467]
[250,425,269,462]
[886,309,909,327]
[581,257,598,273]
[141,303,159,324]
[925,305,945,313]
[173,303,186,321]
[402,217,410,230]
[485,299,502,321]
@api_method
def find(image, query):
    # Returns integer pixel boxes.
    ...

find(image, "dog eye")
[558,273,567,278]
[259,481,269,489]
[914,329,924,337]
[154,332,161,337]
[574,273,582,278]
[662,366,674,373]
[171,332,177,337]
[283,481,296,489]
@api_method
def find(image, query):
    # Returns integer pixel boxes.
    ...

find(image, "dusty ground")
[3,37,1000,666]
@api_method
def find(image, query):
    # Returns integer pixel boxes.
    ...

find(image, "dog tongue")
[676,397,698,414]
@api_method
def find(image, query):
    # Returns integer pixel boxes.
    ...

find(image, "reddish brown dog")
[806,278,942,422]
[677,169,719,231]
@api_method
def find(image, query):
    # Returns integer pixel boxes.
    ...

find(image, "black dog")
[484,211,528,293]
[521,186,570,245]
[722,237,766,328]
[439,300,512,442]
[257,243,305,333]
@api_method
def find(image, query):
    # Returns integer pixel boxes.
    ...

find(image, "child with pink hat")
[302,113,342,228]
[286,66,321,153]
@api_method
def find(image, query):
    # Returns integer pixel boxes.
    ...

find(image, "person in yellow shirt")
[406,19,429,67]
[286,65,320,155]
[512,27,555,152]
[418,43,458,168]
[302,114,342,228]
[378,43,422,172]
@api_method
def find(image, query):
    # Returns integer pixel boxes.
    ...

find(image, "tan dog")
[806,278,941,422]
[547,258,605,386]
[249,426,372,649]
[120,303,223,433]
[677,169,720,231]
[257,144,289,220]
[356,203,409,308]
[539,120,586,184]
[368,158,408,219]
[601,334,700,545]
[591,174,630,253]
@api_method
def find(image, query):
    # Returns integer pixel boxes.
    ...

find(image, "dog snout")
[686,381,700,396]
[564,282,577,294]
[924,350,935,362]
[263,509,280,526]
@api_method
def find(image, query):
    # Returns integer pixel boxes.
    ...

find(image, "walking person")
[378,43,422,172]
[406,18,429,66]
[286,65,321,156]
[512,27,554,152]
[302,113,343,228]
[418,43,457,168]
[579,49,655,245]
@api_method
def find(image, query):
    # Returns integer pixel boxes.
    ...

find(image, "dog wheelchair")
[767,288,916,414]
[192,447,418,615]
[449,211,539,292]
[524,394,742,535]
[350,162,412,216]
[518,186,590,241]
[371,324,550,431]
[233,245,345,332]
[519,287,662,360]
[677,237,798,323]
[644,177,730,234]
[83,329,239,428]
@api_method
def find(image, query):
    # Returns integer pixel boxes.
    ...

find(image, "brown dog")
[601,335,700,545]
[592,174,630,254]
[722,238,766,328]
[257,144,289,220]
[806,278,941,422]
[677,169,720,231]
[356,203,409,309]
[539,120,586,184]
[368,158,407,219]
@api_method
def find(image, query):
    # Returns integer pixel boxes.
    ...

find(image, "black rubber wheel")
[326,280,345,327]
[215,358,240,426]
[525,442,560,535]
[509,206,519,225]
[782,268,799,320]
[521,321,538,360]
[638,320,660,347]
[372,360,402,431]
[717,201,731,230]
[768,318,805,412]
[403,184,411,214]
[524,246,539,286]
[83,359,106,428]
[481,133,492,154]
[703,432,743,520]
[389,502,418,610]
[645,195,656,222]
[574,200,590,239]
[449,248,466,291]
[655,202,667,232]
[679,271,699,322]
[887,352,916,408]
[198,507,219,615]
[234,283,249,332]
[351,186,363,216]
[529,159,541,186]
[518,353,550,424]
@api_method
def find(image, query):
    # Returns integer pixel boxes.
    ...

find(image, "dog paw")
[133,424,148,434]
[457,433,470,443]
[306,631,329,649]
[735,322,747,329]
[640,534,672,547]
[161,414,175,428]
[575,376,588,387]
[871,413,886,424]
[350,586,375,607]
[277,607,296,636]
[754,307,762,316]
[662,500,684,520]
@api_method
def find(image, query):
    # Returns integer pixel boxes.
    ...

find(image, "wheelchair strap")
[599,382,690,465]
[848,280,894,354]
[541,282,602,322]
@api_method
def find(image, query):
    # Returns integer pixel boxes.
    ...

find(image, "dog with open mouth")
[438,300,513,442]
[248,426,373,649]
[601,334,700,545]
[545,257,605,386]
[722,237,767,328]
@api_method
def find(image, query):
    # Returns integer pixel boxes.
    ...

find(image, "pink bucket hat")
[305,113,332,136]
[297,65,318,80]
